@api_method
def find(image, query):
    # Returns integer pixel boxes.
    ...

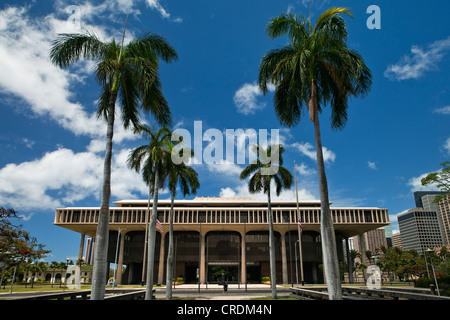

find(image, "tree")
[165,159,199,300]
[26,261,48,288]
[421,161,450,202]
[258,8,372,299]
[49,261,60,287]
[50,21,177,300]
[239,144,293,299]
[0,208,50,274]
[127,125,173,300]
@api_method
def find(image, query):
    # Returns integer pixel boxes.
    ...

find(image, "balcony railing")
[55,207,389,226]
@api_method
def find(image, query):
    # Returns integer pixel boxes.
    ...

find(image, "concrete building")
[54,197,389,285]
[391,232,402,248]
[352,227,388,254]
[438,194,450,245]
[397,208,444,253]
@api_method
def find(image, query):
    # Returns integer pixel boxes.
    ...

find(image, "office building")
[397,208,444,253]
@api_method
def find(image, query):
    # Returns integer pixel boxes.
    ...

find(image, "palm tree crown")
[239,144,293,196]
[50,29,177,127]
[258,8,372,129]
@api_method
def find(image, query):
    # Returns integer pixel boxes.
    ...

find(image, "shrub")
[416,276,450,296]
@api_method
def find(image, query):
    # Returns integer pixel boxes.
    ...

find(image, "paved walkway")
[153,283,292,300]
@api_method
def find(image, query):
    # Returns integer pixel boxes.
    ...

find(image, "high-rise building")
[352,227,388,255]
[397,208,444,253]
[391,232,402,248]
[438,194,450,245]
[413,191,447,208]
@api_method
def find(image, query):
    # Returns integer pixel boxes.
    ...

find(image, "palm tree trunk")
[145,165,160,300]
[311,80,342,300]
[267,188,277,300]
[166,189,176,300]
[91,91,117,300]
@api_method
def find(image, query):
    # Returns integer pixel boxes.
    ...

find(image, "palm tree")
[127,125,173,300]
[258,8,372,299]
[49,261,59,287]
[50,20,177,300]
[165,158,200,300]
[239,144,293,299]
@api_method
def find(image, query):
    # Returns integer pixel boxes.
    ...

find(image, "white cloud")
[219,182,316,202]
[0,5,137,143]
[291,142,336,163]
[0,146,148,211]
[145,0,182,22]
[385,36,450,80]
[296,162,315,176]
[206,160,243,177]
[443,137,450,155]
[233,82,275,115]
[433,106,450,115]
[368,161,377,170]
[407,172,439,192]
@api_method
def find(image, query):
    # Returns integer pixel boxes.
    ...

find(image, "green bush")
[415,276,450,296]
[261,276,270,282]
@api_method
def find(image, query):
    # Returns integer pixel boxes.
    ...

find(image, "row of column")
[77,229,355,285]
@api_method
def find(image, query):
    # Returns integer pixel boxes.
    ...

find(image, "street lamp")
[425,248,440,296]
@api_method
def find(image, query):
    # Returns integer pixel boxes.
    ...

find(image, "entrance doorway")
[207,264,239,283]
[246,265,261,283]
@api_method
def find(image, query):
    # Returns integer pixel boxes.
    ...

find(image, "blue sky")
[0,0,449,262]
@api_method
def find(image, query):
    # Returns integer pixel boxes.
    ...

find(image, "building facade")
[54,197,389,285]
[398,208,444,253]
[438,194,450,245]
[352,227,388,256]
[391,232,402,248]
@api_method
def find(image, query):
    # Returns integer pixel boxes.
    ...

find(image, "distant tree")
[421,161,450,202]
[0,208,50,268]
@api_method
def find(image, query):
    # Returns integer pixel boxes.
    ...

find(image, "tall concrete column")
[116,231,126,285]
[200,232,206,284]
[75,233,85,287]
[158,233,166,285]
[345,237,353,284]
[241,231,246,284]
[281,232,288,284]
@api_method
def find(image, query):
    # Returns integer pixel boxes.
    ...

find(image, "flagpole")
[294,161,304,285]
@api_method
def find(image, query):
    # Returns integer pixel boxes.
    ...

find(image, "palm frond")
[313,7,352,35]
[50,30,106,68]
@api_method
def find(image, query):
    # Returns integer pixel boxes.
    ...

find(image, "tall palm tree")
[239,144,293,299]
[258,8,372,299]
[50,21,177,300]
[127,125,173,300]
[165,159,199,300]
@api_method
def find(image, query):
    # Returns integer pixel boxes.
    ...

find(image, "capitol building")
[54,197,389,285]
